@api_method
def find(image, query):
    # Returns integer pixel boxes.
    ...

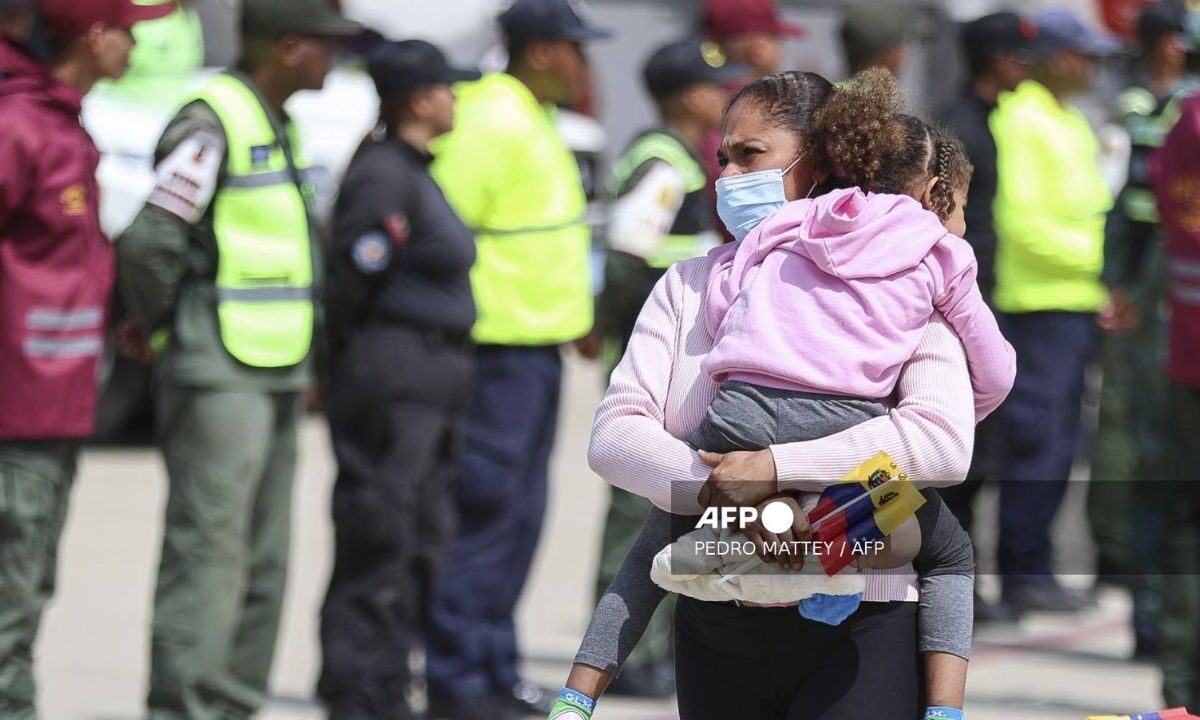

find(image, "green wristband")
[548,688,596,719]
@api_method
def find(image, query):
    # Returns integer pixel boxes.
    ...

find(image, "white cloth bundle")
[650,526,865,604]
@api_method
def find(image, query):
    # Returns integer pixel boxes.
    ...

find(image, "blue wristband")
[558,688,597,714]
[925,707,964,720]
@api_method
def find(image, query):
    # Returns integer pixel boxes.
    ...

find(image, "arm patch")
[351,232,393,274]
[146,131,224,224]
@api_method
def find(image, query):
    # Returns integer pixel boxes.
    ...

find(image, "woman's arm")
[771,314,975,493]
[587,263,711,514]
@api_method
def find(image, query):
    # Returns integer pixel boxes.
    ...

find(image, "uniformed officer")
[115,1,360,717]
[589,37,743,698]
[424,1,610,718]
[0,0,169,716]
[316,37,480,720]
[1148,5,1200,708]
[989,9,1116,613]
[937,11,1036,625]
[1089,0,1195,658]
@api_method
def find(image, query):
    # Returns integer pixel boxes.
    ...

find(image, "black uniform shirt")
[941,91,999,296]
[327,134,476,350]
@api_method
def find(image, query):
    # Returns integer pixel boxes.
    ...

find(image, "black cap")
[643,38,748,99]
[962,12,1039,60]
[1138,0,1186,46]
[241,0,362,39]
[499,0,612,42]
[366,39,481,98]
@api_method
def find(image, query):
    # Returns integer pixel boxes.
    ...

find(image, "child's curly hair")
[807,68,973,222]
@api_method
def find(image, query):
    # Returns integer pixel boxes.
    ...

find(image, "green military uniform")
[1088,80,1195,651]
[0,442,76,718]
[117,70,321,719]
[595,129,718,674]
[1161,383,1200,709]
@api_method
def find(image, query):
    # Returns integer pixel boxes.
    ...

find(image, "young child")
[549,71,1012,720]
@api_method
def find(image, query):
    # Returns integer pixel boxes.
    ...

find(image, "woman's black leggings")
[674,598,922,720]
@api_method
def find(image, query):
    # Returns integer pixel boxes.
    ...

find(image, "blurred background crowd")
[3,0,1200,719]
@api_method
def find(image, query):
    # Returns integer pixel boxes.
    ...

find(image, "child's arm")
[564,663,612,699]
[546,665,609,719]
[930,240,1017,422]
[912,489,975,712]
[924,651,968,710]
[558,507,672,715]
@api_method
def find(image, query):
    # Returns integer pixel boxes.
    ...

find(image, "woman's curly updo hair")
[807,68,973,221]
[725,70,837,148]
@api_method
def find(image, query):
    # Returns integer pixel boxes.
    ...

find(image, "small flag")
[807,452,925,576]
[1086,709,1200,720]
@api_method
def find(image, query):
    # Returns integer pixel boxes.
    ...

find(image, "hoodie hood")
[0,37,83,116]
[766,187,949,280]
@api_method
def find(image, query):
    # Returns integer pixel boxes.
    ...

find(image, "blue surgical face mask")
[715,156,803,242]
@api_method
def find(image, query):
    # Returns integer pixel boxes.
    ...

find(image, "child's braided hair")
[807,68,973,222]
[927,128,972,221]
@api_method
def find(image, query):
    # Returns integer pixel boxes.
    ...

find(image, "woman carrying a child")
[550,70,1015,720]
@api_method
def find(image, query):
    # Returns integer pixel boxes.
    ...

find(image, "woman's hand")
[696,449,779,509]
[744,493,811,569]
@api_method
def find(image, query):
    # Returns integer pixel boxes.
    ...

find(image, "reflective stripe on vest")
[1173,284,1200,306]
[1170,257,1200,306]
[23,336,103,358]
[1170,257,1200,279]
[26,307,103,331]
[194,73,314,368]
[1123,187,1160,224]
[475,217,587,237]
[22,306,105,359]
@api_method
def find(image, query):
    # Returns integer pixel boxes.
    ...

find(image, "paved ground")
[38,357,1165,719]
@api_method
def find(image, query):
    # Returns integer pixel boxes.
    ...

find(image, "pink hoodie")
[702,187,1016,421]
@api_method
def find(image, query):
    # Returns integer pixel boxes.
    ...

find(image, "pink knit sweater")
[587,254,976,603]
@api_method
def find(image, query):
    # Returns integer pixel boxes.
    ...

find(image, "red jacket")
[0,39,113,439]
[1151,92,1200,388]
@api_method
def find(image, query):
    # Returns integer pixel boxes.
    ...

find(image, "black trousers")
[318,325,474,718]
[996,311,1096,585]
[674,599,922,720]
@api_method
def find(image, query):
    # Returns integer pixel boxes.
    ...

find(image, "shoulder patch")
[146,130,225,224]
[351,232,392,274]
[383,213,410,246]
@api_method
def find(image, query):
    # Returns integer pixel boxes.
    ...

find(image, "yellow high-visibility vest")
[991,80,1112,313]
[432,73,592,346]
[194,73,314,368]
